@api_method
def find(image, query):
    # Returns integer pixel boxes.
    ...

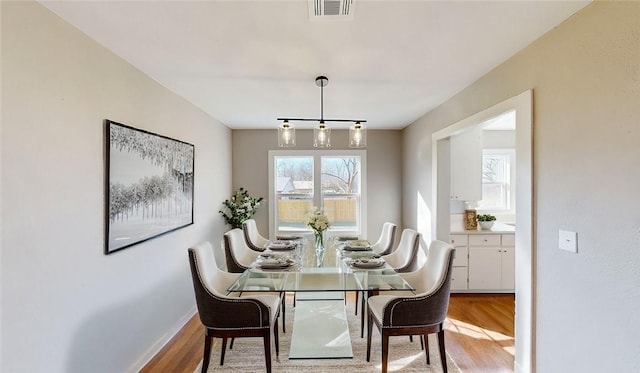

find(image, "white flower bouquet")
[305,207,330,247]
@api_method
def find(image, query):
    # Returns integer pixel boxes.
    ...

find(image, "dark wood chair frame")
[188,248,280,373]
[223,230,251,273]
[353,223,398,319]
[359,231,421,337]
[366,248,455,373]
[242,219,267,252]
[374,223,398,256]
[223,230,288,333]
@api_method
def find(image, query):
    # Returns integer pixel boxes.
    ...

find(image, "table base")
[289,295,353,359]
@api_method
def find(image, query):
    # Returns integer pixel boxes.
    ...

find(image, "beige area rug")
[195,296,461,373]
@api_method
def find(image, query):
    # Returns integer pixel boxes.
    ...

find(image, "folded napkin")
[276,235,303,241]
[346,239,370,247]
[258,258,295,269]
[271,240,293,246]
[267,240,296,250]
[335,236,360,242]
[350,258,385,269]
[344,239,372,251]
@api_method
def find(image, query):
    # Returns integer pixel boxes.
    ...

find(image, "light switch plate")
[558,230,578,253]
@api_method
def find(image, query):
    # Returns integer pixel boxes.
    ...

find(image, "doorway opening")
[431,90,533,373]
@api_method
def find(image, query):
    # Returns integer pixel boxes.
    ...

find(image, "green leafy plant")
[477,214,497,222]
[219,188,263,228]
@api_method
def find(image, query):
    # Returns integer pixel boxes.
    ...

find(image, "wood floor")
[140,293,514,373]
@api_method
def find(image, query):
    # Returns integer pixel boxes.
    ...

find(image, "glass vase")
[314,231,324,250]
[314,231,325,267]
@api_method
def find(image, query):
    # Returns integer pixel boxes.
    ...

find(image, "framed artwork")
[105,120,194,254]
[464,209,478,231]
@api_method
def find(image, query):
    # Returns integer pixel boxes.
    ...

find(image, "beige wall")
[402,2,640,372]
[1,2,232,372]
[232,129,403,242]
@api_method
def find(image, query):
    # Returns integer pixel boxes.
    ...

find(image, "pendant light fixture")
[277,75,366,148]
[278,120,295,147]
[314,122,331,148]
[349,121,366,148]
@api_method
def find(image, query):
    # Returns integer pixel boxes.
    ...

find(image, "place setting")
[348,256,386,270]
[341,239,372,252]
[255,255,297,271]
[265,239,297,251]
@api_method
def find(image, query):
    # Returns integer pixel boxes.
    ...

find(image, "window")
[269,150,366,237]
[477,149,515,212]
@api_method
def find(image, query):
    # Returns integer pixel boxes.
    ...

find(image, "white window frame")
[268,150,367,239]
[478,148,516,216]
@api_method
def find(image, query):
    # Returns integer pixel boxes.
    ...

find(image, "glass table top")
[227,237,415,293]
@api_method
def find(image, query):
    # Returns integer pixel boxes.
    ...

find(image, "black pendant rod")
[277,118,367,123]
[320,79,324,122]
[277,75,366,124]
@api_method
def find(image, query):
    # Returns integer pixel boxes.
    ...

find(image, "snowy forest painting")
[105,120,194,254]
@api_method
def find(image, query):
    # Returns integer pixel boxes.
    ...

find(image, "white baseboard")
[128,306,197,373]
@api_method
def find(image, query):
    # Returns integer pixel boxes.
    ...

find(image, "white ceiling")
[41,1,590,130]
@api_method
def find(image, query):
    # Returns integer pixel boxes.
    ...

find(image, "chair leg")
[360,291,367,338]
[355,291,359,315]
[202,334,212,373]
[220,337,227,366]
[274,320,280,357]
[366,312,373,362]
[423,334,430,364]
[229,337,234,350]
[409,335,413,342]
[438,330,447,373]
[281,293,286,333]
[381,332,390,373]
[263,332,272,373]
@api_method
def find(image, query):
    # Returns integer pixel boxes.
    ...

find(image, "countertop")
[451,222,515,234]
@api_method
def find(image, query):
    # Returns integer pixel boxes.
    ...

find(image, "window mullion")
[315,156,322,211]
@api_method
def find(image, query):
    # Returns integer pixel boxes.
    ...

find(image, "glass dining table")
[227,237,415,359]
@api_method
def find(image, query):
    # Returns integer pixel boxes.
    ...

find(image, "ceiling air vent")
[309,0,355,20]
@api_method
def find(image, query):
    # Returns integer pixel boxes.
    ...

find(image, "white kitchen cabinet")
[449,232,515,292]
[468,234,515,291]
[451,267,469,291]
[501,247,515,289]
[449,234,469,291]
[450,126,482,201]
[500,233,515,289]
[468,246,503,289]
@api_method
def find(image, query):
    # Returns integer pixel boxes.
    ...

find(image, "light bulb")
[353,129,361,144]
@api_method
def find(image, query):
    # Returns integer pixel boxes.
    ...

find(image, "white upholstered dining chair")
[223,228,260,273]
[366,239,455,373]
[357,228,421,337]
[242,219,270,252]
[188,241,280,373]
[223,228,290,332]
[370,222,397,256]
[382,228,421,273]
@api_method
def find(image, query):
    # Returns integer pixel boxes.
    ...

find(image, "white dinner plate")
[259,259,294,269]
[268,241,296,250]
[351,259,385,268]
[343,245,371,251]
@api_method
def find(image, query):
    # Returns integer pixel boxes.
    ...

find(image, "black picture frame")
[105,120,194,254]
